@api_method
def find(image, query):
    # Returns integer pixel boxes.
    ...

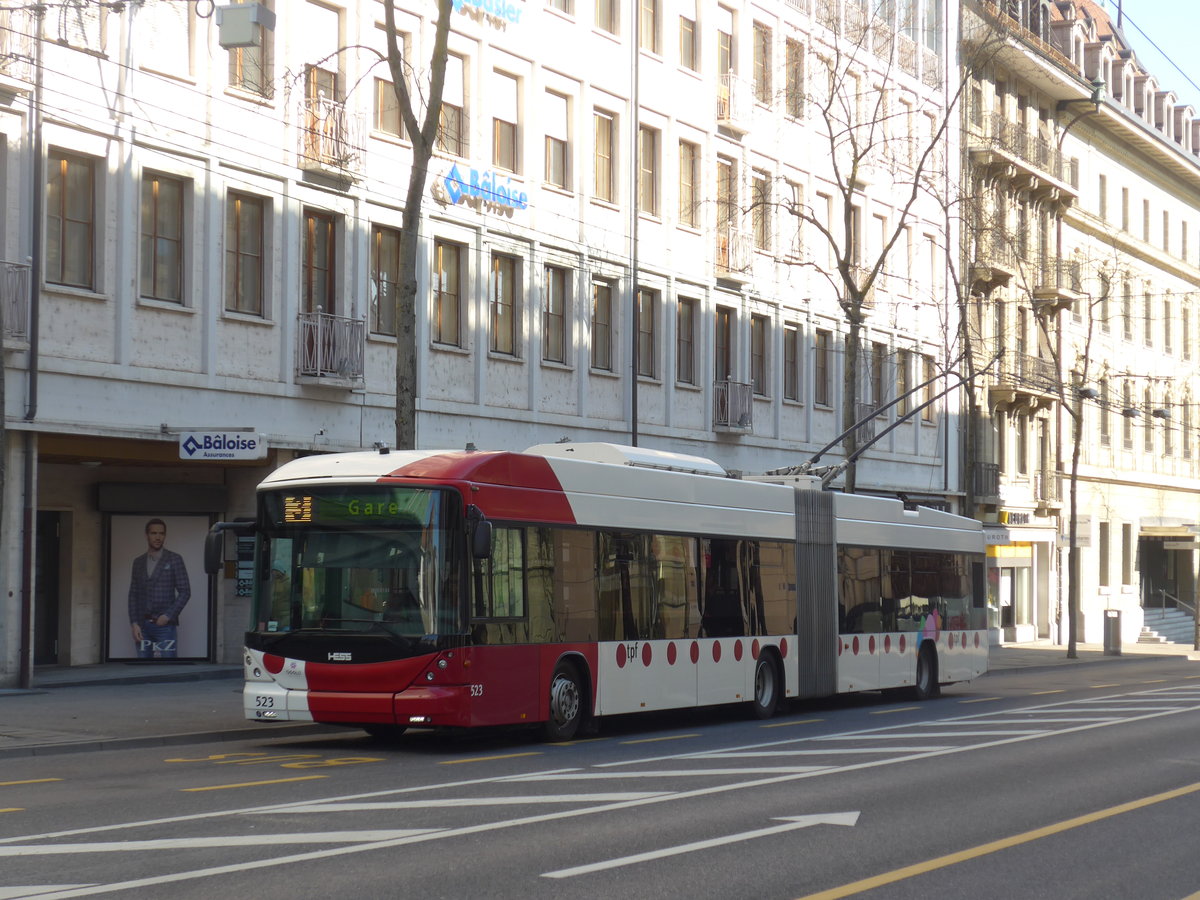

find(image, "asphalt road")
[2,659,1199,899]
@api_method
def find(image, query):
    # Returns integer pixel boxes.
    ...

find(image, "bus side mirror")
[204,519,255,575]
[467,505,492,559]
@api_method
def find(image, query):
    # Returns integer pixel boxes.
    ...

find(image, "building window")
[370,225,400,336]
[638,126,659,216]
[543,265,568,363]
[676,297,697,385]
[895,348,911,417]
[140,172,183,303]
[1164,297,1173,353]
[491,254,520,356]
[751,314,768,395]
[493,72,519,173]
[752,168,771,251]
[679,140,699,228]
[785,39,805,118]
[1097,174,1107,220]
[1144,291,1153,347]
[591,280,613,370]
[433,240,462,347]
[548,0,573,13]
[47,151,96,290]
[1098,521,1110,587]
[227,2,272,97]
[1122,280,1133,341]
[717,7,734,75]
[640,0,659,52]
[783,324,800,401]
[1122,382,1134,449]
[302,209,337,314]
[814,328,831,406]
[594,110,616,203]
[1144,388,1154,453]
[753,22,771,105]
[1098,377,1111,447]
[224,192,264,315]
[1184,304,1192,361]
[679,14,697,70]
[637,288,657,377]
[921,353,936,422]
[869,341,887,414]
[544,91,569,189]
[715,306,733,382]
[595,0,617,33]
[437,55,467,157]
[374,78,403,138]
[1121,523,1134,584]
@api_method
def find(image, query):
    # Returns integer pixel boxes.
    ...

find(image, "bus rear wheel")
[913,646,940,701]
[544,661,585,742]
[751,656,780,719]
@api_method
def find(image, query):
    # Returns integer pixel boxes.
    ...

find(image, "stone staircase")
[1139,607,1197,645]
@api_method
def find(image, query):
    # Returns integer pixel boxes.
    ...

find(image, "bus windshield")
[254,486,463,637]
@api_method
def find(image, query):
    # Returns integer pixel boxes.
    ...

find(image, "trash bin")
[1103,609,1121,656]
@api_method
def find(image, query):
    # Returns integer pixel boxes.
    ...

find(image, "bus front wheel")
[914,646,940,701]
[544,661,585,742]
[751,655,780,719]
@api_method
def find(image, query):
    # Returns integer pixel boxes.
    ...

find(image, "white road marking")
[541,812,860,878]
[816,730,1047,737]
[0,890,95,899]
[505,768,829,780]
[688,748,952,756]
[255,792,671,813]
[0,831,439,855]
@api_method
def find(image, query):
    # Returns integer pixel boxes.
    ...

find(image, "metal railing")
[1,260,29,340]
[1034,469,1061,503]
[713,379,753,430]
[973,113,1074,185]
[994,351,1059,395]
[715,224,752,276]
[716,73,752,133]
[297,94,364,175]
[1032,257,1083,294]
[297,311,365,380]
[0,8,33,81]
[974,461,1000,499]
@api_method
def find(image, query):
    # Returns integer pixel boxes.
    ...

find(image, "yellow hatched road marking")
[0,778,62,787]
[181,776,328,792]
[439,752,542,765]
[621,734,701,745]
[795,781,1200,900]
[762,718,823,728]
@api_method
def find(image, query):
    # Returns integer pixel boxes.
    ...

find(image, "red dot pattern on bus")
[264,653,285,674]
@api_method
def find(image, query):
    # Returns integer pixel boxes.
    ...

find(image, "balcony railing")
[920,47,943,89]
[715,224,753,277]
[1030,257,1083,313]
[297,311,365,382]
[971,227,1017,290]
[1034,470,1062,504]
[1,260,29,340]
[974,461,1001,501]
[973,113,1074,188]
[714,379,753,431]
[0,8,33,83]
[716,73,752,134]
[997,351,1059,395]
[297,94,364,176]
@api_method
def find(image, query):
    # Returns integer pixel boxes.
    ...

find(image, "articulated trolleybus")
[211,442,986,741]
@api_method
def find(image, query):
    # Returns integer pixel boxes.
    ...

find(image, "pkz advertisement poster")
[107,514,210,661]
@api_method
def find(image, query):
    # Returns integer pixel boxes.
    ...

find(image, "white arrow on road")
[541,811,860,879]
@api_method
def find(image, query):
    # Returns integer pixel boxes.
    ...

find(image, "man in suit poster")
[127,518,191,659]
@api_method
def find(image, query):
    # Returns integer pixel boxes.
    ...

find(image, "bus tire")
[914,645,940,701]
[751,655,780,719]
[544,660,585,742]
[363,724,408,741]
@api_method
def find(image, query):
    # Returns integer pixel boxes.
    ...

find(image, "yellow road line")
[870,707,918,715]
[762,718,824,728]
[439,752,543,765]
[181,776,328,792]
[796,781,1200,900]
[620,734,701,745]
[1090,683,1120,689]
[0,808,23,814]
[959,697,1000,704]
[1140,679,1167,684]
[0,778,62,787]
[547,737,609,746]
[1032,689,1064,695]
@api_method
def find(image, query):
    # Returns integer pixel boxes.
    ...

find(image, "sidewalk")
[1,641,1197,759]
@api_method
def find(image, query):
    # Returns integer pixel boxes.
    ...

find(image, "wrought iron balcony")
[714,379,753,431]
[1030,257,1083,314]
[1,260,29,341]
[0,8,34,85]
[715,224,752,279]
[716,73,753,134]
[970,227,1018,291]
[297,311,365,383]
[974,461,1001,502]
[297,94,364,176]
[988,350,1059,414]
[968,113,1079,203]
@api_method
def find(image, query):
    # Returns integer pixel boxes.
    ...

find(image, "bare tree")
[383,0,453,450]
[777,10,969,493]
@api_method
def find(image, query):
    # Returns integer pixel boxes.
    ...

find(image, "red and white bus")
[209,442,986,741]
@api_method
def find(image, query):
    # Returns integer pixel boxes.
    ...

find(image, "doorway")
[34,511,62,665]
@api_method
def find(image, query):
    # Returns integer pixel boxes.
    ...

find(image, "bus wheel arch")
[750,649,783,719]
[543,655,590,742]
[914,641,940,701]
